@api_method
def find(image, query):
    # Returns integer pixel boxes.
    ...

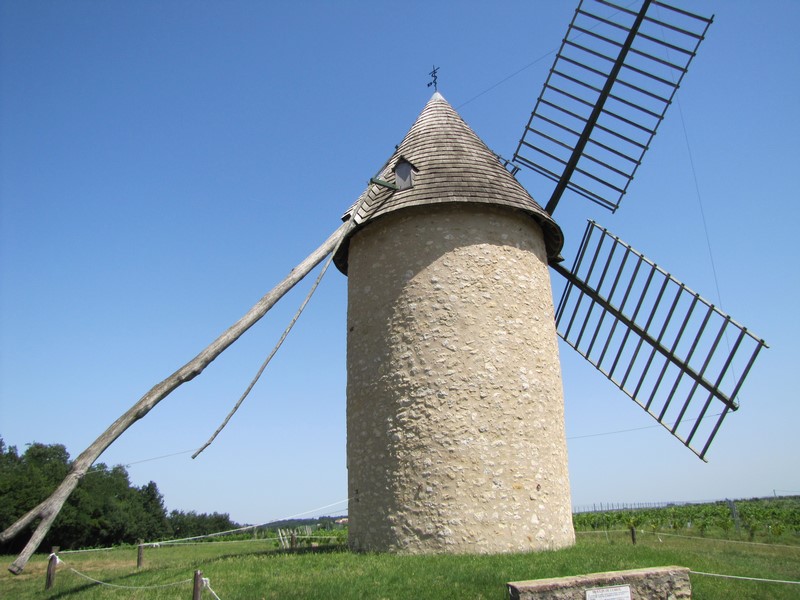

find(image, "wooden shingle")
[334,92,563,274]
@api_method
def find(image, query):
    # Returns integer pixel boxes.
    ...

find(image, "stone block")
[508,566,691,599]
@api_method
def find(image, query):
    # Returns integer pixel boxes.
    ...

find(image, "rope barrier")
[652,530,800,550]
[59,546,119,554]
[149,524,258,546]
[204,576,224,599]
[690,570,800,586]
[576,530,800,587]
[47,530,800,595]
[53,553,194,590]
[141,497,350,547]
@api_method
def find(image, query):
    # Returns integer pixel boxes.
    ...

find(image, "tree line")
[0,437,239,553]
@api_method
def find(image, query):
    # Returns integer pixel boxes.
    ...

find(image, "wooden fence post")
[137,543,144,569]
[44,553,58,590]
[192,570,203,600]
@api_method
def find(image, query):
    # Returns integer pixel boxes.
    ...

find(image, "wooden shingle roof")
[333,92,563,274]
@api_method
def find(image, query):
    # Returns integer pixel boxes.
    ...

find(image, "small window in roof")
[394,158,417,190]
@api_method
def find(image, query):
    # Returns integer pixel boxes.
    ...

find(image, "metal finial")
[427,65,439,91]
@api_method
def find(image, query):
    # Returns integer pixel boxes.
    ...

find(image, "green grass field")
[2,530,798,599]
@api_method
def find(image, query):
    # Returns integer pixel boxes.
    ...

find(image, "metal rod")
[600,252,644,369]
[600,105,657,134]
[569,167,626,194]
[518,142,569,168]
[570,24,625,52]
[635,30,697,56]
[553,67,664,121]
[549,78,599,109]
[553,260,732,407]
[577,7,631,34]
[619,273,671,391]
[529,127,576,152]
[533,113,583,140]
[614,74,672,104]
[576,237,618,350]
[555,220,595,324]
[652,293,700,418]
[633,281,684,404]
[560,180,618,210]
[545,0,654,215]
[585,134,640,163]
[564,38,617,65]
[608,255,654,380]
[628,45,688,73]
[586,244,630,359]
[687,325,746,448]
[538,98,590,125]
[564,228,607,341]
[698,404,729,461]
[579,149,636,179]
[512,154,564,185]
[697,337,765,458]
[513,0,583,165]
[556,53,612,81]
[643,13,708,40]
[652,0,714,23]
[669,306,725,434]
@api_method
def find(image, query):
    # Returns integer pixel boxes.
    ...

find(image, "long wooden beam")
[2,220,351,574]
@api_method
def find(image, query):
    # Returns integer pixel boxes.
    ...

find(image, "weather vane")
[427,65,439,91]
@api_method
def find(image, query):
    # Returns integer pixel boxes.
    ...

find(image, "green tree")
[0,437,171,551]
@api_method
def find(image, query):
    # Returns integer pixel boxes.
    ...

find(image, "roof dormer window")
[394,158,417,190]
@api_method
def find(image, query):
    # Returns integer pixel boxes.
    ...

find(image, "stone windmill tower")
[332,0,767,554]
[333,92,574,553]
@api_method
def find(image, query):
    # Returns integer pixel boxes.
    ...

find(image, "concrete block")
[508,566,691,599]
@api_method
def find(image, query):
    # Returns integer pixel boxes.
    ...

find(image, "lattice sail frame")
[513,0,713,214]
[552,221,767,460]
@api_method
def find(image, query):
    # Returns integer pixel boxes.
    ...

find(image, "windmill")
[330,0,765,553]
[2,0,767,571]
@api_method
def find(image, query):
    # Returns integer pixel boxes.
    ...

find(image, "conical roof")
[333,92,563,274]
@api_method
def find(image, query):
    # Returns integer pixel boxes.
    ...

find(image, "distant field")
[2,528,798,599]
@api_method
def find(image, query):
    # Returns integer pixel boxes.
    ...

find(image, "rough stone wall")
[346,203,574,553]
[508,566,692,599]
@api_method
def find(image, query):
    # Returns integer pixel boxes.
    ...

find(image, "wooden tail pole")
[2,221,352,575]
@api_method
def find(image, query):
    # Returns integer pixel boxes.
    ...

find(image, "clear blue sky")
[1,1,798,526]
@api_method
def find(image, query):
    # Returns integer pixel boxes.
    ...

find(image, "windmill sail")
[513,0,713,214]
[553,221,767,460]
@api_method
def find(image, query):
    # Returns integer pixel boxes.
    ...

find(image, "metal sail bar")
[513,0,712,214]
[552,221,767,460]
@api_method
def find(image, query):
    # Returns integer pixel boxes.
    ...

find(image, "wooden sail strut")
[2,220,351,574]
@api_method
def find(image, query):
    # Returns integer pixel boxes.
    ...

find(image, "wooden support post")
[44,553,58,590]
[630,525,637,545]
[137,543,144,569]
[192,570,203,600]
[2,221,353,575]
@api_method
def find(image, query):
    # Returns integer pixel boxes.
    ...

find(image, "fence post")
[193,570,204,600]
[137,542,144,569]
[45,552,58,590]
